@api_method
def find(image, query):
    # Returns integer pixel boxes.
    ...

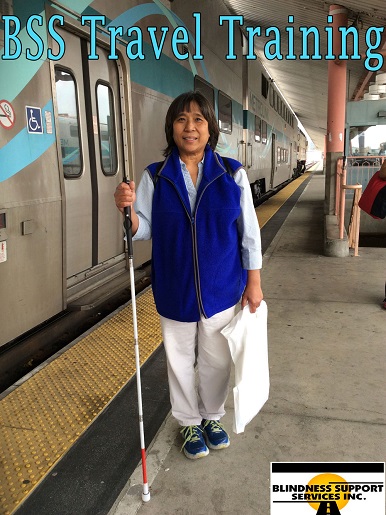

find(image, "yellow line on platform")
[256,172,311,228]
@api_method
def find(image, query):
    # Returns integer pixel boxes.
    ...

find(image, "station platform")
[1,163,385,514]
[109,167,385,515]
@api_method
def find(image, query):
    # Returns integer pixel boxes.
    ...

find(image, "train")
[0,0,308,347]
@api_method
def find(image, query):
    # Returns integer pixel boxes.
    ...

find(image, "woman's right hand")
[114,181,136,213]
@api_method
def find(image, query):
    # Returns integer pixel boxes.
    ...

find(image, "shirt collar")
[179,154,205,169]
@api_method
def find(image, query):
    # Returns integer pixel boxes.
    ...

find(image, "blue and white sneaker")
[202,419,230,449]
[180,425,209,459]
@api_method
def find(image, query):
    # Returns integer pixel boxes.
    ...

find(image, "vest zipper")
[161,176,206,317]
[190,216,207,318]
[192,171,227,319]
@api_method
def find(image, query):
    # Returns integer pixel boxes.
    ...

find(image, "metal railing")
[346,156,385,191]
[335,156,385,256]
[335,158,360,256]
[335,157,345,219]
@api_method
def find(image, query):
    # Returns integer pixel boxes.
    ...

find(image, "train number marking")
[26,106,43,134]
[0,100,16,130]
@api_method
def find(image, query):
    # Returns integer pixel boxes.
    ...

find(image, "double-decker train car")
[0,0,307,347]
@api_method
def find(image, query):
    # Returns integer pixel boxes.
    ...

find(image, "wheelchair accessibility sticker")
[26,106,43,134]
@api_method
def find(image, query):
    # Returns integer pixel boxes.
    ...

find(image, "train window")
[194,76,215,109]
[261,120,267,144]
[55,68,82,178]
[269,87,274,107]
[218,91,232,134]
[69,124,78,137]
[255,115,261,142]
[96,83,118,176]
[261,74,269,99]
[277,147,281,163]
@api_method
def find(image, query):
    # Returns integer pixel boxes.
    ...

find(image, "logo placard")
[271,462,385,514]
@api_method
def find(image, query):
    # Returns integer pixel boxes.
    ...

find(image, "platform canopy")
[223,0,386,150]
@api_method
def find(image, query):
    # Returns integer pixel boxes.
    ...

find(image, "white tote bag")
[221,301,269,434]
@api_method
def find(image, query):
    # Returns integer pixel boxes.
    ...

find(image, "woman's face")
[172,101,210,159]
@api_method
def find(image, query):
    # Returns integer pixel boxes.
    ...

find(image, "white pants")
[160,305,237,426]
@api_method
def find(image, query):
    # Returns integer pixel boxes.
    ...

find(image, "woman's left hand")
[241,269,264,313]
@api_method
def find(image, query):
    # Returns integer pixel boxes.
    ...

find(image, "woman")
[114,91,263,459]
[380,160,386,309]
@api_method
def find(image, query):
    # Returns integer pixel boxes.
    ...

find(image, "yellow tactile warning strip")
[0,288,162,515]
[256,171,311,228]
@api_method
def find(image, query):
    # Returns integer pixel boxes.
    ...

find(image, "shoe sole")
[183,447,209,459]
[204,436,230,450]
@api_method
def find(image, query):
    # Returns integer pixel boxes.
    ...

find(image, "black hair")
[163,91,220,156]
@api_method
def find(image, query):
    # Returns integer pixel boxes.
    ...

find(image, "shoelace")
[203,420,224,434]
[180,425,204,451]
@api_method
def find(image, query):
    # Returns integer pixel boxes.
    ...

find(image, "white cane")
[124,187,151,503]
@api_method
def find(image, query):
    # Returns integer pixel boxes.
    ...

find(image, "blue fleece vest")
[147,145,247,322]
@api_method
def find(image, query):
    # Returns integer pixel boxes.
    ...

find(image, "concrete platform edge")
[108,413,176,515]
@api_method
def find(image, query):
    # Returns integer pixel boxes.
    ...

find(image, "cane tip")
[142,491,151,502]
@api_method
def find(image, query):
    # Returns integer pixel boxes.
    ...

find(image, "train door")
[270,132,276,189]
[53,28,125,301]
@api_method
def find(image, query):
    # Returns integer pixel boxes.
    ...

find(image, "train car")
[0,0,306,347]
[297,129,308,165]
[242,60,299,197]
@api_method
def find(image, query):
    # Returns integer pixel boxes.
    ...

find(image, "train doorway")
[53,28,126,302]
[270,132,276,189]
